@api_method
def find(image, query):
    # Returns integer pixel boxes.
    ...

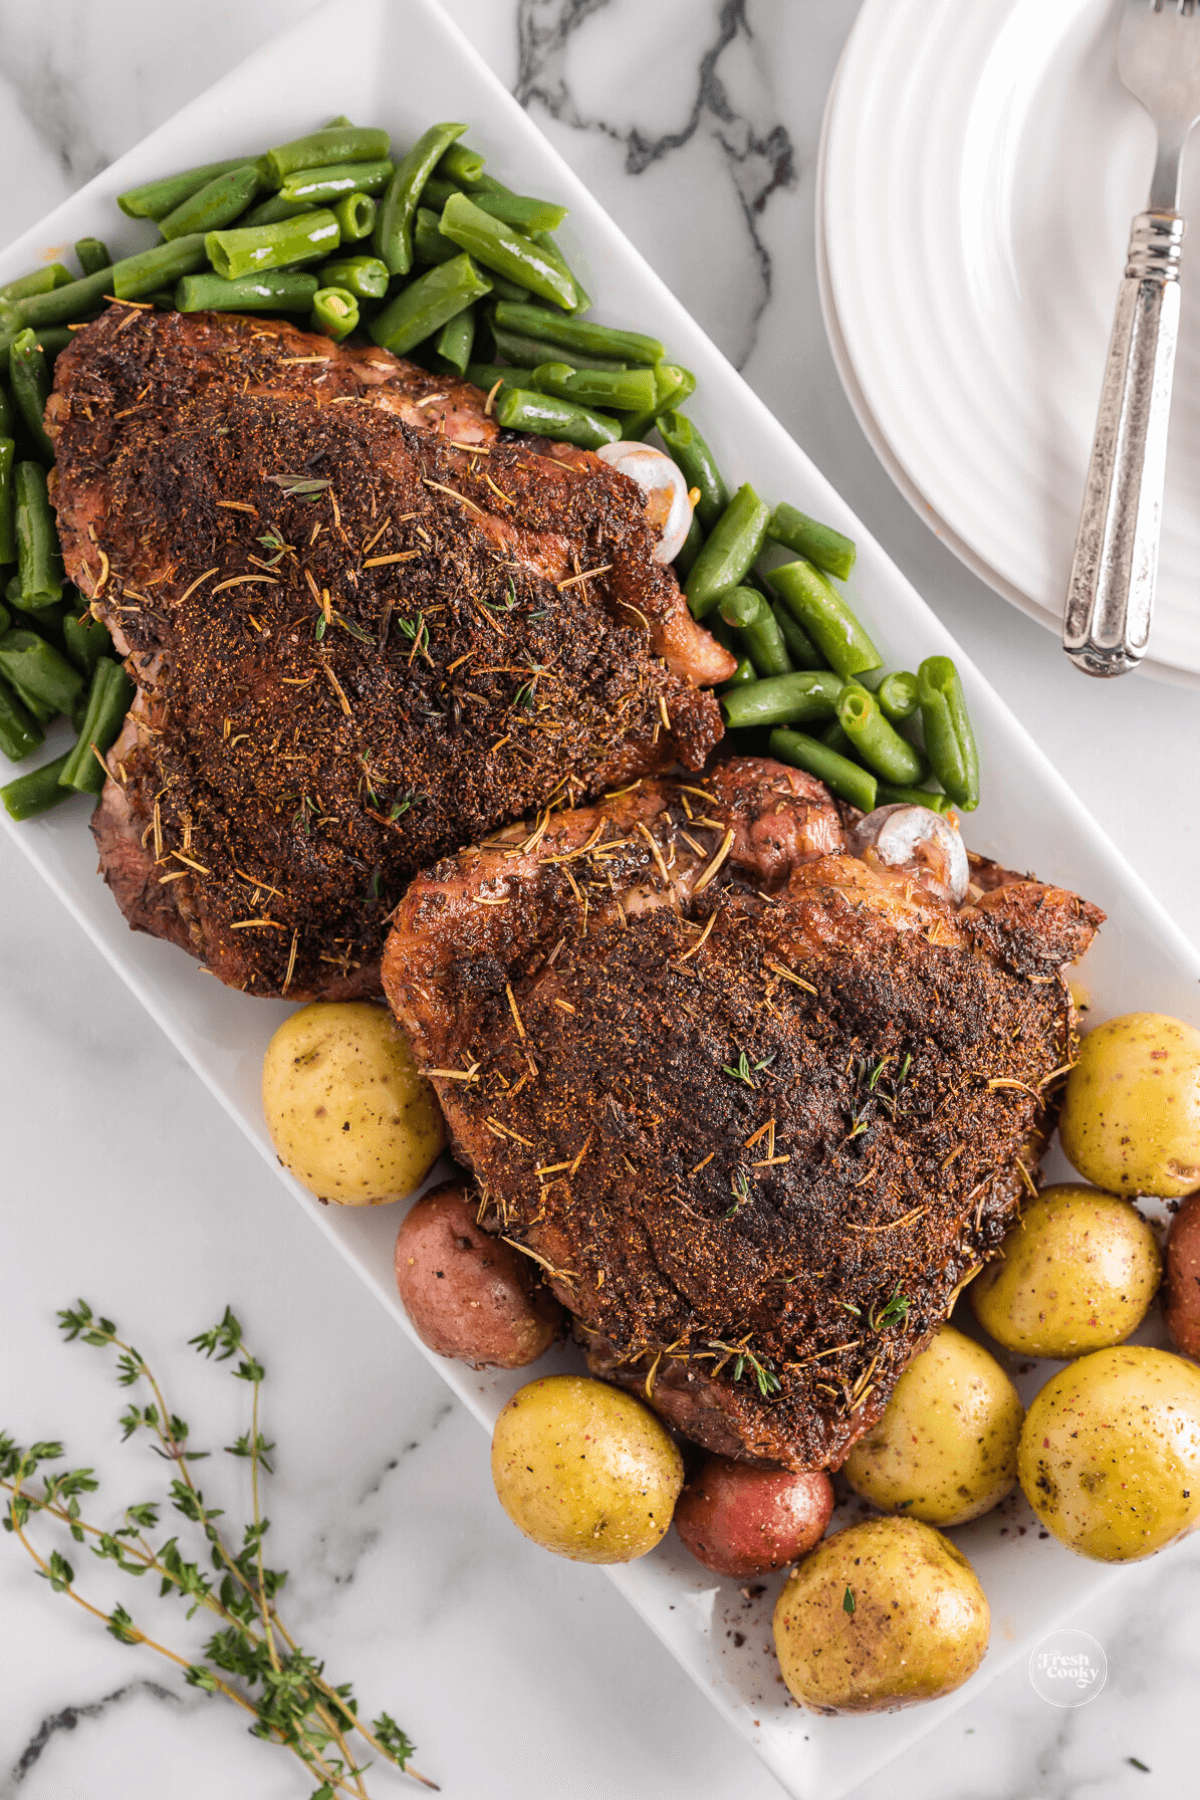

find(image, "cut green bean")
[315,255,389,301]
[620,361,696,439]
[423,177,463,211]
[0,601,7,636]
[58,656,135,794]
[876,670,920,724]
[0,382,13,439]
[656,411,727,530]
[470,183,568,236]
[368,253,492,356]
[25,601,65,645]
[0,265,73,304]
[819,719,855,756]
[766,560,881,680]
[413,206,460,265]
[0,628,81,715]
[528,360,657,413]
[491,324,625,372]
[437,142,485,186]
[311,286,359,342]
[532,232,589,312]
[674,511,704,581]
[14,267,113,331]
[494,386,620,450]
[435,303,476,374]
[1,748,74,819]
[836,682,928,786]
[465,363,514,396]
[324,115,354,130]
[768,502,856,582]
[175,270,319,314]
[721,657,757,691]
[721,670,841,731]
[438,194,574,309]
[158,164,263,241]
[0,670,43,761]
[493,300,662,366]
[334,191,376,242]
[265,127,391,186]
[770,599,824,671]
[718,585,793,678]
[485,274,529,304]
[768,728,877,811]
[63,596,112,677]
[119,155,262,221]
[684,483,771,619]
[0,439,14,565]
[74,238,111,278]
[13,463,62,608]
[206,212,340,282]
[373,122,466,277]
[240,192,315,230]
[876,783,956,815]
[9,329,54,460]
[279,159,394,207]
[917,656,979,811]
[112,234,208,300]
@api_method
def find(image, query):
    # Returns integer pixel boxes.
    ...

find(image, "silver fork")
[1063,0,1200,677]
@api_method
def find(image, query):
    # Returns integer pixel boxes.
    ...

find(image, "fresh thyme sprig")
[722,1048,776,1090]
[1,1302,435,1798]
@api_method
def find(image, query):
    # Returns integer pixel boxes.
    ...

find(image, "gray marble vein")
[3,1681,180,1796]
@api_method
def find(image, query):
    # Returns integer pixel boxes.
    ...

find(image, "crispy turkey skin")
[47,305,732,998]
[382,759,1104,1471]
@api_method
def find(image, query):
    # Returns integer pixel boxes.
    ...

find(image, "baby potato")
[491,1375,683,1564]
[1018,1346,1200,1561]
[1163,1191,1200,1360]
[1059,1012,1200,1198]
[843,1326,1022,1527]
[673,1458,833,1577]
[262,1001,444,1205]
[773,1516,989,1714]
[970,1184,1161,1358]
[394,1181,563,1368]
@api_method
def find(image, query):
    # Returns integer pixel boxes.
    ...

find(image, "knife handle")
[1063,209,1184,678]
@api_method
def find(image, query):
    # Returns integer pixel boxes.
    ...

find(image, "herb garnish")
[845,1050,913,1140]
[843,1585,856,1615]
[722,1049,776,1090]
[268,473,332,500]
[723,1169,751,1221]
[1,1303,434,1796]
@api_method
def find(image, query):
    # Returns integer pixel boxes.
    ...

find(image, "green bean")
[334,191,376,242]
[620,362,696,439]
[368,253,492,356]
[494,386,620,450]
[74,238,111,278]
[674,511,704,581]
[0,439,14,565]
[119,155,262,221]
[770,599,824,671]
[0,670,43,761]
[721,656,757,691]
[491,324,625,372]
[413,206,459,265]
[9,330,54,461]
[710,616,734,651]
[494,300,662,367]
[765,560,881,680]
[437,194,574,309]
[465,362,513,395]
[111,234,208,300]
[1,748,75,819]
[175,270,319,314]
[0,265,73,303]
[528,360,656,413]
[469,178,568,236]
[819,719,855,756]
[240,192,314,230]
[13,267,113,332]
[25,601,65,646]
[311,286,359,342]
[435,303,476,374]
[316,255,389,301]
[486,274,530,304]
[876,670,919,724]
[58,657,134,794]
[324,115,354,130]
[0,627,81,715]
[0,324,79,383]
[656,411,727,530]
[768,728,877,811]
[0,382,13,439]
[13,463,62,609]
[206,212,340,282]
[917,656,979,811]
[768,502,856,582]
[836,682,928,786]
[437,142,485,186]
[532,232,589,312]
[876,783,956,815]
[422,177,462,210]
[720,670,842,731]
[279,159,394,207]
[373,122,466,277]
[265,126,391,186]
[0,600,7,636]
[718,585,793,678]
[63,595,111,676]
[684,484,771,619]
[158,164,263,241]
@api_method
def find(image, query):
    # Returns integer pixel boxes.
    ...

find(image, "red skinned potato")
[394,1181,563,1368]
[674,1455,834,1577]
[1164,1191,1200,1360]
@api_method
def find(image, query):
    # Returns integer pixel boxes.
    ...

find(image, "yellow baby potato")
[1059,1012,1200,1198]
[970,1184,1161,1358]
[262,1001,445,1205]
[843,1326,1023,1526]
[1018,1346,1200,1561]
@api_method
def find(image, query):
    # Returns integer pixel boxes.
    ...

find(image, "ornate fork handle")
[1063,209,1185,677]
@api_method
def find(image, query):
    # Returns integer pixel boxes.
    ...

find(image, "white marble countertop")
[2,3,1198,1797]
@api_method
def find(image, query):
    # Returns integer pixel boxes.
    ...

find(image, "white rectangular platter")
[3,2,1199,1794]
